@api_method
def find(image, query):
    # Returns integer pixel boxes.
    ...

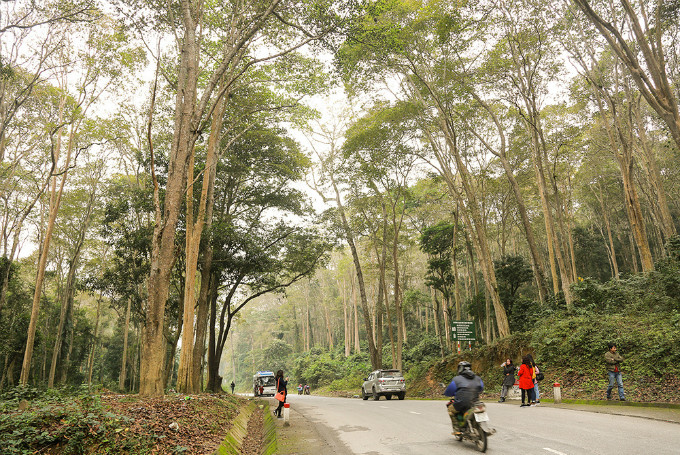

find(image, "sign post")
[451,321,476,352]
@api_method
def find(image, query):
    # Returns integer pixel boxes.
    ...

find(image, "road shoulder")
[268,399,353,455]
[539,400,680,424]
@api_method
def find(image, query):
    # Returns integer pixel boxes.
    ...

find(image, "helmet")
[457,361,472,375]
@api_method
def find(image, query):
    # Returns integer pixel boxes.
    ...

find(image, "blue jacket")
[444,369,484,406]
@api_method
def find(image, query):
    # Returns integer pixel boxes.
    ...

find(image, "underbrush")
[0,387,244,454]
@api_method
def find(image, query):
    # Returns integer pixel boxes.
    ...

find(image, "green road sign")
[451,321,476,341]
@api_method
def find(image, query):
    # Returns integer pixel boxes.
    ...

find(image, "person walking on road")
[498,358,515,402]
[518,355,535,407]
[605,343,626,401]
[230,381,235,394]
[274,370,288,418]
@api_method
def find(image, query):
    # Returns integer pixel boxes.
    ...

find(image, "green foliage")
[0,387,133,455]
[420,222,457,304]
[263,340,294,374]
[291,348,371,389]
[532,311,680,377]
[572,226,616,281]
[494,255,535,332]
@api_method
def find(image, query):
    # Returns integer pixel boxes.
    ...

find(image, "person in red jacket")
[518,355,536,407]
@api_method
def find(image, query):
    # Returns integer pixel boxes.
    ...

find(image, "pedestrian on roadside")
[605,343,626,401]
[527,353,540,405]
[518,355,536,407]
[498,358,515,402]
[274,370,288,418]
[230,381,235,394]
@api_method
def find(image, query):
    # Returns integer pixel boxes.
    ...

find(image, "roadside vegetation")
[0,387,246,454]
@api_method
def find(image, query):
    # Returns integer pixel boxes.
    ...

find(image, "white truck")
[253,371,276,397]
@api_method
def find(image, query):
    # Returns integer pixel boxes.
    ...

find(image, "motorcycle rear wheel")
[472,421,487,452]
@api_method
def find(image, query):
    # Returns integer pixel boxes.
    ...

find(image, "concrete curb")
[539,398,680,409]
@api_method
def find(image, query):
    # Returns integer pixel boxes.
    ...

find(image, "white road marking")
[410,411,421,415]
[543,448,568,455]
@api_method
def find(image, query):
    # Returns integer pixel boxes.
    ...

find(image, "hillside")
[407,316,680,404]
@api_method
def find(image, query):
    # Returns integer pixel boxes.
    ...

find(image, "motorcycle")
[452,400,495,452]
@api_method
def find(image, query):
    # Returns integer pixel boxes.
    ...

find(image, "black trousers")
[275,397,286,416]
[521,388,536,404]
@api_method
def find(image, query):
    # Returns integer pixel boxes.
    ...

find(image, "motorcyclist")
[444,361,484,435]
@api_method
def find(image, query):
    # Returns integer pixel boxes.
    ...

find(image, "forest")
[1,0,680,414]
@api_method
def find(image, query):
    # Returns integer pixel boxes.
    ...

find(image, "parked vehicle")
[252,371,276,397]
[361,369,406,400]
[451,400,495,452]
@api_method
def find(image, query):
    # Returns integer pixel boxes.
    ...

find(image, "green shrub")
[0,388,132,455]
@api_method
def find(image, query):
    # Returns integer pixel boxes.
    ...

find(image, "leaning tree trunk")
[20,108,73,386]
[332,180,380,369]
[470,93,549,303]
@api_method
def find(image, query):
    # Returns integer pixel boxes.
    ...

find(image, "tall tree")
[307,116,381,369]
[137,0,335,397]
[337,0,511,336]
[571,0,680,152]
[20,14,144,385]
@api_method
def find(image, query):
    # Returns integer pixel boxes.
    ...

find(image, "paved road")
[276,394,680,454]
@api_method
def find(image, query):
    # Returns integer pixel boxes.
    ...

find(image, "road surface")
[277,394,680,454]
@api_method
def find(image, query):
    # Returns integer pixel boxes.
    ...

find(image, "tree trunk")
[633,97,676,242]
[332,180,379,369]
[573,0,680,152]
[141,0,206,397]
[48,184,96,388]
[416,90,511,335]
[178,89,225,394]
[341,278,350,357]
[88,293,103,388]
[20,104,73,386]
[207,275,221,392]
[391,211,404,371]
[352,273,360,354]
[431,287,445,359]
[596,188,620,279]
[119,296,132,391]
[592,76,654,272]
[621,160,654,270]
[470,94,549,303]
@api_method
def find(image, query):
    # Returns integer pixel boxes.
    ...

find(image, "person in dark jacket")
[274,370,288,418]
[498,358,516,402]
[444,361,484,434]
[605,343,626,401]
